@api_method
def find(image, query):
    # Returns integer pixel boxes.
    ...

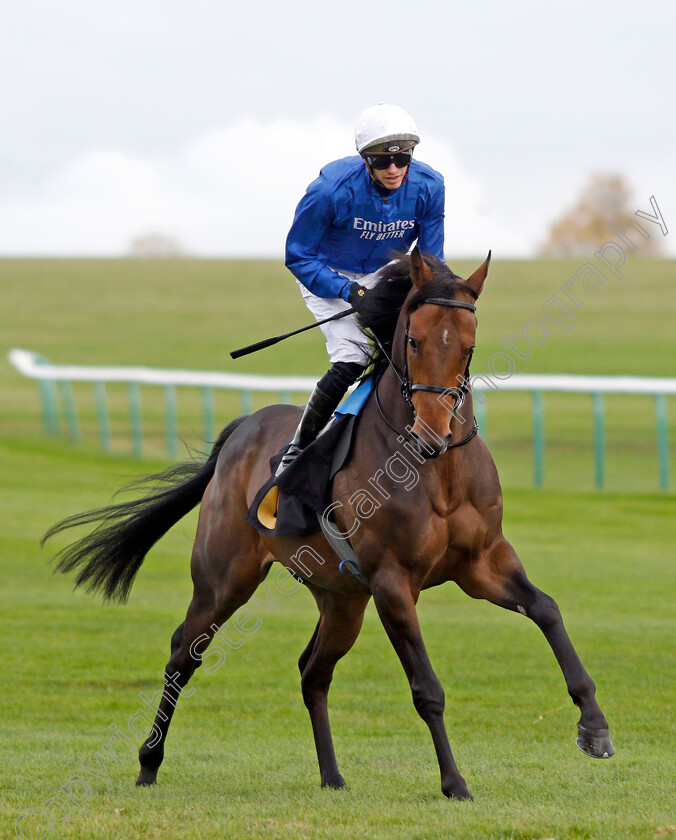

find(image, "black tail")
[43,415,249,604]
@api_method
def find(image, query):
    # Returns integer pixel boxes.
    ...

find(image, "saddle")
[246,378,375,537]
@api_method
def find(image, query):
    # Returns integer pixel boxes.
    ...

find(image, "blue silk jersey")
[285,156,445,300]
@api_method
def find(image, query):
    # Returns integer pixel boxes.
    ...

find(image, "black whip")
[230,307,356,359]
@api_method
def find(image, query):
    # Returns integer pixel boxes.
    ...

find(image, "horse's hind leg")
[136,535,267,786]
[457,537,614,759]
[300,589,370,789]
[298,618,320,676]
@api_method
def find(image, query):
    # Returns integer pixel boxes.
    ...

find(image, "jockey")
[277,103,446,475]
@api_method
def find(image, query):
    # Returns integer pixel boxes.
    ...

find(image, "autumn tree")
[539,173,661,257]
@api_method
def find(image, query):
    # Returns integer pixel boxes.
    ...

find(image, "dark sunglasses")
[364,151,413,170]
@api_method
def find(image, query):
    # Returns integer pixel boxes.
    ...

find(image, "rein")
[372,297,479,450]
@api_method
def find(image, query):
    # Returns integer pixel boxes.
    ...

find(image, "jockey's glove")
[347,283,371,312]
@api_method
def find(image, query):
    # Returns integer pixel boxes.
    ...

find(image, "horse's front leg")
[299,588,370,789]
[458,537,614,759]
[370,567,472,800]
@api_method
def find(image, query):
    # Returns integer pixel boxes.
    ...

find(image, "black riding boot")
[275,386,337,476]
[275,361,364,477]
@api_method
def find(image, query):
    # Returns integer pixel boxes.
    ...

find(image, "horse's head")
[401,247,490,459]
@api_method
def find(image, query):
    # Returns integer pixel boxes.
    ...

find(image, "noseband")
[374,297,479,450]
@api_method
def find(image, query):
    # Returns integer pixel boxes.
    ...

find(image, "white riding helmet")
[355,103,420,155]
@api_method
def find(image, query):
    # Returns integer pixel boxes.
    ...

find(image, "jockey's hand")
[347,283,371,312]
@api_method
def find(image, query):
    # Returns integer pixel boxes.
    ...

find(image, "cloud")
[13,0,234,42]
[0,117,528,258]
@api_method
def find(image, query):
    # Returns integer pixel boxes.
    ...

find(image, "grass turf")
[1,435,674,840]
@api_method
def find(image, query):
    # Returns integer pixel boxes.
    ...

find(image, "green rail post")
[165,385,178,460]
[202,387,214,444]
[655,394,669,491]
[59,381,80,443]
[592,392,605,490]
[531,390,544,488]
[279,390,291,404]
[128,382,143,458]
[94,381,111,451]
[241,389,253,414]
[39,379,60,436]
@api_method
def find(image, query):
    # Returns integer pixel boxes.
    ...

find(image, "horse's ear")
[410,245,435,288]
[465,250,491,297]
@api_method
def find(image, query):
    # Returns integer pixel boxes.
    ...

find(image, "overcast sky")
[1,0,674,258]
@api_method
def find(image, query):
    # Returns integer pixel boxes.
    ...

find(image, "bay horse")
[45,247,614,800]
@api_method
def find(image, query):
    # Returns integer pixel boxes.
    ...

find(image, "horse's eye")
[408,337,419,353]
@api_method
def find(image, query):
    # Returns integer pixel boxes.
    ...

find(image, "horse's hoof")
[576,724,615,758]
[136,769,158,786]
[321,774,346,790]
[450,790,474,801]
[443,779,473,801]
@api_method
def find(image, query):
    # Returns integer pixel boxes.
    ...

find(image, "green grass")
[1,436,674,840]
[1,257,675,839]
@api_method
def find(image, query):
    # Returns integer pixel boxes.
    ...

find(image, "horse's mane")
[356,253,475,378]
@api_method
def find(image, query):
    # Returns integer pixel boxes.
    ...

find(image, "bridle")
[373,297,479,450]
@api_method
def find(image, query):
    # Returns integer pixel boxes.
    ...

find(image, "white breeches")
[297,268,384,365]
